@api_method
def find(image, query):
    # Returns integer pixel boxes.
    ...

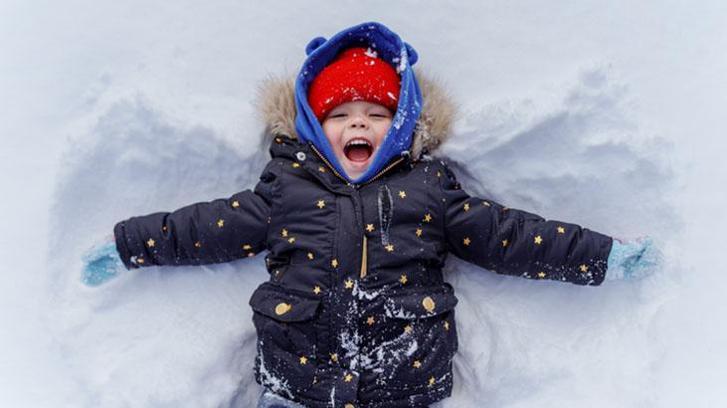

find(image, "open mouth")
[343,138,374,163]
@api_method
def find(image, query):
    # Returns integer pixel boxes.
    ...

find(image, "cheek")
[322,123,343,147]
[374,120,392,143]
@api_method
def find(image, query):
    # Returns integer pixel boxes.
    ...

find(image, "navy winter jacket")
[113,74,613,407]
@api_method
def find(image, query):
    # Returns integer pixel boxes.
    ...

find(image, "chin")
[342,161,369,181]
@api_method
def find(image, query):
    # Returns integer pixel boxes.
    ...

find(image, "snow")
[1,1,726,407]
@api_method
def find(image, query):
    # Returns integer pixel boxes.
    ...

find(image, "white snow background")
[2,1,726,407]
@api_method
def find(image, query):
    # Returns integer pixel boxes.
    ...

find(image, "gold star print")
[137,257,145,264]
[443,321,450,331]
[366,224,375,232]
[274,137,282,144]
[423,213,432,223]
[537,271,547,278]
[316,199,325,209]
[299,356,308,365]
[579,264,589,273]
[502,239,508,247]
[398,190,407,199]
[534,235,543,245]
[404,324,413,334]
[288,237,296,244]
[291,162,300,168]
[330,353,338,362]
[399,274,408,284]
[313,286,321,295]
[217,219,225,228]
[557,226,565,234]
[344,373,353,382]
[344,279,354,289]
[307,252,314,260]
[231,200,240,208]
[366,316,375,326]
[428,376,436,387]
[463,237,471,246]
[463,203,470,212]
[281,228,288,237]
[415,228,422,237]
[385,244,395,252]
[242,244,252,250]
[247,252,255,257]
[146,238,155,248]
[436,171,441,177]
[413,360,422,368]
[194,241,202,248]
[318,166,326,173]
[331,259,339,268]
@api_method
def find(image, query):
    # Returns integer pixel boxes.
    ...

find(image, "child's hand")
[605,236,662,281]
[81,237,125,286]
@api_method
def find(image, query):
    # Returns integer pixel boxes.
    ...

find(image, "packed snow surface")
[1,1,726,407]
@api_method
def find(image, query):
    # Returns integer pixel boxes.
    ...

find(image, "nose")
[348,114,368,129]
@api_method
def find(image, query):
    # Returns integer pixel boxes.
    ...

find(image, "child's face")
[321,101,393,180]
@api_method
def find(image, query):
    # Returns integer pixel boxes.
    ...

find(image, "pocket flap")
[383,284,458,319]
[249,282,321,322]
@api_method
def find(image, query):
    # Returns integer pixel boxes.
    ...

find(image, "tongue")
[346,146,371,162]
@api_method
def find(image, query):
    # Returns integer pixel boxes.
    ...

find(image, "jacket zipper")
[308,143,406,189]
[308,143,406,281]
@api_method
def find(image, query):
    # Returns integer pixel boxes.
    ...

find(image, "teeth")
[346,139,371,147]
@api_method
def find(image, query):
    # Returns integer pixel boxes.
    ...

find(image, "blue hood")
[294,22,423,184]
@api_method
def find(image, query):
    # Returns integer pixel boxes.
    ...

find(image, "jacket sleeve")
[113,161,278,269]
[438,161,613,286]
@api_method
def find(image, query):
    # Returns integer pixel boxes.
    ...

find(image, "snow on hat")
[307,47,401,121]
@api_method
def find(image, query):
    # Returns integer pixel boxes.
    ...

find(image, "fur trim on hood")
[255,69,457,158]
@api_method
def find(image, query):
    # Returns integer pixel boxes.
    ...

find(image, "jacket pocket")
[373,284,459,391]
[249,282,321,395]
[382,284,459,320]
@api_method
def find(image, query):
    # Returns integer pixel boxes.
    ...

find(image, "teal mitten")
[605,237,661,281]
[81,240,124,286]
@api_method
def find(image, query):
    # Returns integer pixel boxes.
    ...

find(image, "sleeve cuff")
[113,221,137,270]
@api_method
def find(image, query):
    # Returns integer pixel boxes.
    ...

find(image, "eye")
[328,113,347,119]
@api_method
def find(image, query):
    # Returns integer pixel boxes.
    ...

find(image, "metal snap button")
[422,296,436,313]
[275,302,291,315]
[296,152,306,161]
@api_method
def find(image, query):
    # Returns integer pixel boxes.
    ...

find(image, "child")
[83,22,658,408]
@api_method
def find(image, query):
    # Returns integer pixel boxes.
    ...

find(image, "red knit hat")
[307,47,401,121]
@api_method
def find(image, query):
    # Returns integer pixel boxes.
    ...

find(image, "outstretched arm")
[113,161,278,269]
[438,161,613,286]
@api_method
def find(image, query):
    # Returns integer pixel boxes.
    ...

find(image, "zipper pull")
[360,235,368,279]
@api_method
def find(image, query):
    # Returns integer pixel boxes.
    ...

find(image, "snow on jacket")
[113,73,614,408]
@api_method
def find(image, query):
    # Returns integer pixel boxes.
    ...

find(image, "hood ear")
[255,69,457,157]
[306,36,327,55]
